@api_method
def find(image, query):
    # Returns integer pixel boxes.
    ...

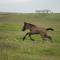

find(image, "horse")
[22,22,54,41]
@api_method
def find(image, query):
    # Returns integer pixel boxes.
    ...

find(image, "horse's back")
[30,26,47,34]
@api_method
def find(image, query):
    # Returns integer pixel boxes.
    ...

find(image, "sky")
[0,0,60,13]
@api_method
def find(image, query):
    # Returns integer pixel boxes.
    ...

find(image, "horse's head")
[22,22,35,31]
[22,22,29,31]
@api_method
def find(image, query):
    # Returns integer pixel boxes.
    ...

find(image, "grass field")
[0,13,60,60]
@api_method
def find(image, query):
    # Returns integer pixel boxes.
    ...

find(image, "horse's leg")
[29,33,35,41]
[40,33,46,41]
[45,34,52,42]
[23,32,29,40]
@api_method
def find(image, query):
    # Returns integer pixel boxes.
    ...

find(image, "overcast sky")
[0,0,60,13]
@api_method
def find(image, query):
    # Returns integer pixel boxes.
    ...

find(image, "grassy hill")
[0,13,60,60]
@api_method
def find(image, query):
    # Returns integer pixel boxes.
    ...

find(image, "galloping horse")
[22,22,54,41]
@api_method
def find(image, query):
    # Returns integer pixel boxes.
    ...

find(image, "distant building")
[35,9,51,13]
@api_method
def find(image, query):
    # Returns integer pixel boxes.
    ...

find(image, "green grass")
[0,13,60,60]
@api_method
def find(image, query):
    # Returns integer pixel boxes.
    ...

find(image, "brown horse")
[22,22,54,41]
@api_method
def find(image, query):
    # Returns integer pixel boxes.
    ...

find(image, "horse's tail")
[46,28,54,31]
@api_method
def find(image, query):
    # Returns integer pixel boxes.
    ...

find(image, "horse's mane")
[28,23,36,27]
[24,22,36,27]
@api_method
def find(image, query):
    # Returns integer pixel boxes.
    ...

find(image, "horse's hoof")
[31,39,35,41]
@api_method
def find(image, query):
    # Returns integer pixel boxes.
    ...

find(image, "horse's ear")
[24,22,27,24]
